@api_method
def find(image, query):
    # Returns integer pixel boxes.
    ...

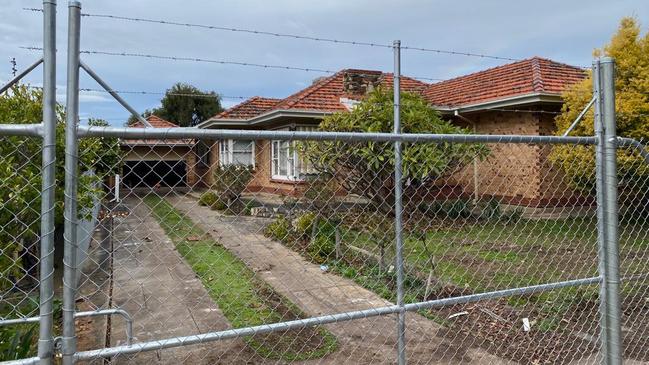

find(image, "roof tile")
[423,57,586,107]
[215,96,282,119]
[124,115,192,146]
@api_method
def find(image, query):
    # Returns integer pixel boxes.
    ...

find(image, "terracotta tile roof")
[423,57,586,108]
[271,69,429,112]
[122,115,193,146]
[128,115,179,128]
[210,69,428,121]
[214,96,282,120]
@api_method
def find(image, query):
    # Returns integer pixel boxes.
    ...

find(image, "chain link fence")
[0,135,44,361]
[0,3,647,364]
[51,122,639,364]
[1,99,648,365]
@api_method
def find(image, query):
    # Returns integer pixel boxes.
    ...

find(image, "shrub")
[421,199,472,220]
[0,325,35,361]
[500,207,523,224]
[212,164,253,203]
[307,221,336,262]
[477,198,501,220]
[210,197,227,211]
[294,212,316,238]
[301,88,488,213]
[198,191,218,206]
[308,235,335,263]
[264,215,291,242]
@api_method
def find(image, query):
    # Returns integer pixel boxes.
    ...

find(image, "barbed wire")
[23,7,520,62]
[79,87,250,100]
[20,46,447,82]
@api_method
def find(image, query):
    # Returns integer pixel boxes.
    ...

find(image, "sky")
[1,0,648,126]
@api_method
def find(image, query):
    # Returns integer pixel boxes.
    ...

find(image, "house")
[120,116,196,188]
[197,69,429,195]
[194,57,587,208]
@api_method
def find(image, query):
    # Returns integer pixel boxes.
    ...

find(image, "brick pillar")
[186,147,198,187]
[207,141,219,187]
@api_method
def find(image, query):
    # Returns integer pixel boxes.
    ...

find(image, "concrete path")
[166,194,511,365]
[84,198,273,364]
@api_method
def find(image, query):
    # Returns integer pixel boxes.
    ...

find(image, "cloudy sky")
[1,0,648,125]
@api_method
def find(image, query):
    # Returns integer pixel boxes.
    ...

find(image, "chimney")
[342,70,381,94]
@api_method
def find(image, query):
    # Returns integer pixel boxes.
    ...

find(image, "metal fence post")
[393,39,406,365]
[37,1,57,364]
[61,2,82,364]
[593,59,609,364]
[601,57,622,365]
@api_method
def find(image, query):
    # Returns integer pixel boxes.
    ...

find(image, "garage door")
[122,160,187,188]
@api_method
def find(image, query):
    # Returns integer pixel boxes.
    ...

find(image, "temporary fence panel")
[0,1,648,365]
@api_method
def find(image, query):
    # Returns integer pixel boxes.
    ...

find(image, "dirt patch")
[247,286,337,360]
[271,215,649,364]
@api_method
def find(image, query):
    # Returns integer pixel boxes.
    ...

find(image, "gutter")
[437,92,563,114]
[197,109,334,129]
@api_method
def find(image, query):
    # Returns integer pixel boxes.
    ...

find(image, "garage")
[120,115,195,189]
[122,160,187,188]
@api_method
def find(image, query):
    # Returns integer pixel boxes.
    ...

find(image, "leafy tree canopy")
[552,17,649,196]
[0,85,120,289]
[128,83,223,127]
[302,88,488,213]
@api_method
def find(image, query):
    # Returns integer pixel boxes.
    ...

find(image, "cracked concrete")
[167,193,511,365]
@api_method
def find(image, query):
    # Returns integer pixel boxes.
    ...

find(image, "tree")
[0,85,120,290]
[551,17,649,201]
[301,88,488,213]
[128,83,223,126]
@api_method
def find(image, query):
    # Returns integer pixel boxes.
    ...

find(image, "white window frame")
[219,139,255,168]
[270,126,316,181]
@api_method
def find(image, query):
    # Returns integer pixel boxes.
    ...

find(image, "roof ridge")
[530,57,545,92]
[427,56,582,87]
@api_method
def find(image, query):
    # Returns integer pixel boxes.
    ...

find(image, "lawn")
[345,215,648,293]
[265,211,649,362]
[143,194,337,361]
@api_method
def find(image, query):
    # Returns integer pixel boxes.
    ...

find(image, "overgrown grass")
[143,194,337,361]
[0,297,39,361]
[306,215,645,333]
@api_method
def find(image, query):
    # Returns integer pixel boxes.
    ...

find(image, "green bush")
[307,221,336,262]
[264,216,291,242]
[198,191,218,206]
[478,198,501,220]
[0,325,36,361]
[294,212,316,238]
[500,208,523,224]
[212,164,253,202]
[421,199,472,220]
[210,198,227,211]
[0,86,117,291]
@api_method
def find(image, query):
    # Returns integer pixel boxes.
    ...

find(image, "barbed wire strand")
[23,7,521,62]
[20,46,446,82]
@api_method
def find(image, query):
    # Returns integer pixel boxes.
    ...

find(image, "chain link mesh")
[61,133,646,364]
[0,135,44,359]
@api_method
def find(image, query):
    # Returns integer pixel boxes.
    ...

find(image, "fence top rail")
[0,123,43,137]
[78,125,597,145]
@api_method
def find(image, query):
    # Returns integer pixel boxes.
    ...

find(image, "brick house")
[121,115,197,188]
[195,57,587,207]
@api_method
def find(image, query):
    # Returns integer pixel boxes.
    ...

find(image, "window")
[219,140,255,167]
[271,126,316,180]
